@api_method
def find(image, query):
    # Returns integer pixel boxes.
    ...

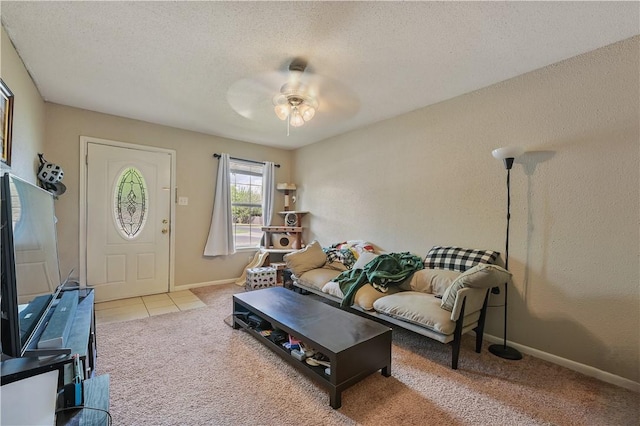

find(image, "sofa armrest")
[450,287,489,321]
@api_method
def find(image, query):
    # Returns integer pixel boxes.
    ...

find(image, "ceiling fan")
[226,57,359,131]
[271,58,318,127]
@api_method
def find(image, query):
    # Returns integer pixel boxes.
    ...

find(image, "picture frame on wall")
[1,79,14,166]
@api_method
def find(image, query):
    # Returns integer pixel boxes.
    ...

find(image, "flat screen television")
[1,173,64,358]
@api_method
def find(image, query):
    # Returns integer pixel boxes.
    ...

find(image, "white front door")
[85,140,172,302]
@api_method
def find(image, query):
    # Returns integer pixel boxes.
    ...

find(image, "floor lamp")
[489,146,523,361]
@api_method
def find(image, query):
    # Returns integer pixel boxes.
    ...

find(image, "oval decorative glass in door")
[113,167,148,239]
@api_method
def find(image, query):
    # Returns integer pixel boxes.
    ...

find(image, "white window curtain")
[204,153,235,256]
[261,161,276,246]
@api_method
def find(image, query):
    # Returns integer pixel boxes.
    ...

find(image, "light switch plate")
[178,196,188,206]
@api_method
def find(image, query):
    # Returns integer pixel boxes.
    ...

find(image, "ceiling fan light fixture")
[289,108,305,127]
[298,103,316,121]
[274,103,290,121]
[272,81,318,127]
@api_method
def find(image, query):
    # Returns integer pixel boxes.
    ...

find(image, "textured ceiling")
[1,1,638,149]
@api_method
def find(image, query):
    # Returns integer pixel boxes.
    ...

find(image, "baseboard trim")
[483,333,639,393]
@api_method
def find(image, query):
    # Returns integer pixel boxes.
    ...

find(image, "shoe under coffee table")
[233,287,392,409]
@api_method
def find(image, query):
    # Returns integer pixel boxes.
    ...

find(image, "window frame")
[229,159,264,249]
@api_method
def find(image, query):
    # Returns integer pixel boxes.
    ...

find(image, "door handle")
[162,228,169,234]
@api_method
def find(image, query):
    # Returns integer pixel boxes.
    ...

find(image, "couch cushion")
[354,284,401,310]
[284,240,327,276]
[322,281,401,311]
[296,267,342,291]
[324,261,349,272]
[424,246,500,272]
[373,292,481,335]
[400,268,461,295]
[440,263,512,311]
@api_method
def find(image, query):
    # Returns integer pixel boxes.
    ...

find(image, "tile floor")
[94,290,206,325]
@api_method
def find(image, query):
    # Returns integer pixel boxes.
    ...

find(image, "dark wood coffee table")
[233,287,392,409]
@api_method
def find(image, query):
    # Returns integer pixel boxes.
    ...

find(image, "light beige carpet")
[96,284,639,425]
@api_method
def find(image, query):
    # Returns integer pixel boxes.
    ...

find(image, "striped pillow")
[424,246,499,272]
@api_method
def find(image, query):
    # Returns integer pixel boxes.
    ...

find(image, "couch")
[284,241,511,369]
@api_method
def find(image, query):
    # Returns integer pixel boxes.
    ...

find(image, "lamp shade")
[289,109,304,127]
[274,104,290,121]
[298,103,316,121]
[492,146,524,160]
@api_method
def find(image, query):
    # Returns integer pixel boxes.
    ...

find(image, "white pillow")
[352,251,379,270]
[321,281,345,298]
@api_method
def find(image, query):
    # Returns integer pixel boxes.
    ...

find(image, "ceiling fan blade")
[227,60,360,123]
[226,71,287,120]
[311,74,360,118]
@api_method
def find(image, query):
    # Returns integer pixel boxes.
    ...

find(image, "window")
[113,167,148,239]
[230,159,264,248]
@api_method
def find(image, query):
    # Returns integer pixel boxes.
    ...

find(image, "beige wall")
[44,104,292,288]
[4,21,638,385]
[0,27,45,182]
[293,37,640,383]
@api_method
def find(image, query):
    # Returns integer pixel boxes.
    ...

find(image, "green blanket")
[336,252,424,307]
